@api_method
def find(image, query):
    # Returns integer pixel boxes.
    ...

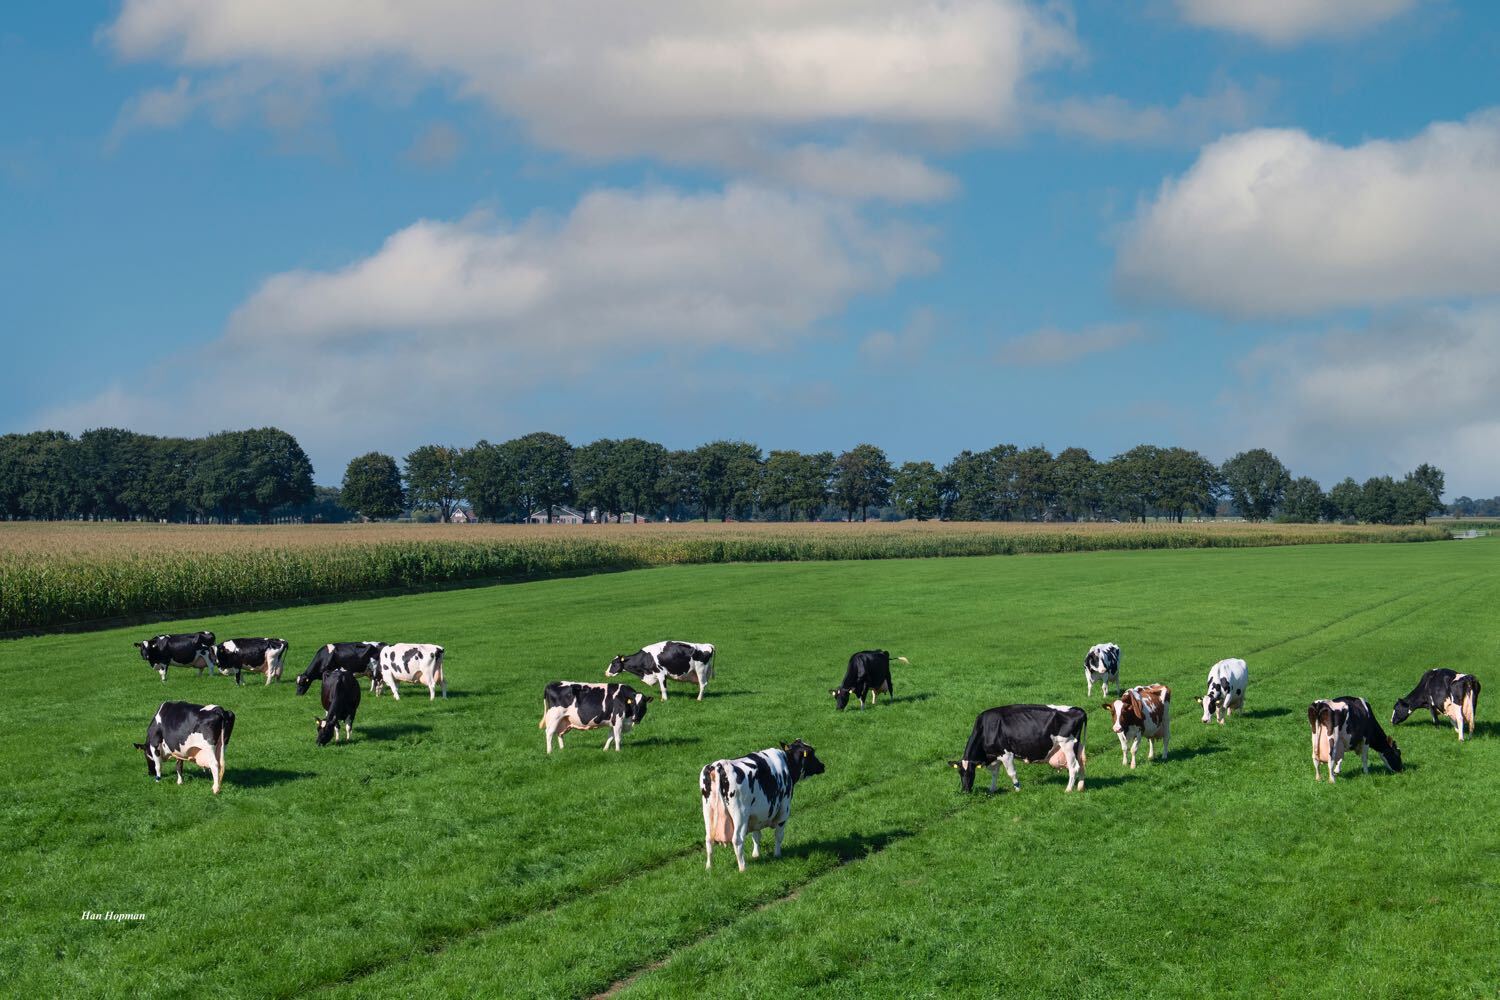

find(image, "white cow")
[1200,658,1249,724]
[700,741,825,871]
[371,644,446,700]
[1084,642,1120,697]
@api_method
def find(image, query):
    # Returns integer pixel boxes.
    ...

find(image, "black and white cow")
[949,704,1087,793]
[295,642,383,695]
[133,701,235,794]
[215,638,289,686]
[371,643,446,700]
[539,681,651,753]
[315,668,361,745]
[135,632,217,681]
[830,650,909,710]
[1084,642,1120,697]
[1392,669,1481,742]
[1309,696,1404,783]
[1199,658,1248,725]
[606,640,715,701]
[700,740,825,871]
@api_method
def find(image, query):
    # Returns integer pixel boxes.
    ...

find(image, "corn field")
[0,520,1448,634]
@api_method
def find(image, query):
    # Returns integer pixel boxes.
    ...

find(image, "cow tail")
[1079,714,1087,765]
[435,647,447,697]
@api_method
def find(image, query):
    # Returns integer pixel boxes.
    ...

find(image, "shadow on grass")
[233,767,314,788]
[631,735,702,748]
[1169,743,1227,762]
[1080,774,1135,790]
[360,722,433,739]
[786,827,915,863]
[891,692,935,704]
[692,690,751,700]
[1239,707,1292,720]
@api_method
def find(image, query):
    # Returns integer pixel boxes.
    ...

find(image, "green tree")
[403,445,466,522]
[1405,464,1445,523]
[833,444,894,521]
[1327,477,1362,523]
[693,440,763,520]
[1158,447,1221,522]
[892,461,944,520]
[1052,446,1099,521]
[1356,475,1399,524]
[1103,445,1166,522]
[1220,448,1290,522]
[613,438,667,522]
[1011,446,1056,520]
[761,450,833,520]
[659,449,702,520]
[341,452,405,519]
[461,440,519,521]
[500,432,574,522]
[572,439,622,521]
[1279,476,1327,523]
[943,449,999,521]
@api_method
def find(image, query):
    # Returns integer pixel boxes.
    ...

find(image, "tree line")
[343,434,1449,526]
[0,425,1450,526]
[0,428,315,522]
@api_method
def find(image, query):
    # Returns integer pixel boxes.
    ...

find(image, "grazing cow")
[1309,696,1403,782]
[133,702,234,794]
[1084,642,1120,697]
[1199,658,1249,725]
[135,632,217,682]
[539,682,651,753]
[371,644,447,700]
[295,642,384,695]
[215,638,289,686]
[1105,684,1171,768]
[1392,669,1481,742]
[700,740,825,871]
[606,641,715,701]
[314,668,361,745]
[948,705,1087,794]
[830,650,909,710]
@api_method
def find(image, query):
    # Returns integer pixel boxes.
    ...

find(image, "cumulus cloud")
[1218,303,1500,496]
[1036,81,1269,147]
[994,322,1146,365]
[1116,110,1500,318]
[103,0,1076,200]
[860,308,937,364]
[1175,0,1417,45]
[39,185,935,467]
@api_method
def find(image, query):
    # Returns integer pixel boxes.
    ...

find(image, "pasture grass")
[2,539,1497,998]
[0,519,1447,633]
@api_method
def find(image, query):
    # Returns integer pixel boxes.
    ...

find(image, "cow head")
[781,739,825,782]
[1391,698,1413,727]
[1201,681,1226,723]
[830,688,853,711]
[133,741,161,781]
[622,691,652,725]
[1104,692,1134,733]
[949,759,978,793]
[135,639,152,661]
[1379,739,1404,772]
[605,655,627,678]
[295,673,314,696]
[314,716,336,745]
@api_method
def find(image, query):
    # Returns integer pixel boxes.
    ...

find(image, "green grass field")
[4,540,1497,998]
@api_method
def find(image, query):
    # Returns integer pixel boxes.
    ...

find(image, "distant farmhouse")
[449,506,475,523]
[525,506,649,524]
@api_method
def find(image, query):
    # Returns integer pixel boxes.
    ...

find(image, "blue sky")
[3,1,1499,494]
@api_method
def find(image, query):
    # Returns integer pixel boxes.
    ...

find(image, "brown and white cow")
[1104,684,1170,768]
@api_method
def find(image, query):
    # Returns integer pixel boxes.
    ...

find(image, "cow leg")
[428,679,437,700]
[209,757,222,795]
[703,825,714,870]
[1129,735,1139,770]
[344,720,352,742]
[774,824,786,858]
[1001,751,1020,792]
[988,763,1000,794]
[1360,743,1370,774]
[749,831,760,858]
[1117,731,1129,768]
[1086,673,1093,697]
[390,682,401,702]
[659,679,670,701]
[732,831,747,872]
[176,760,184,784]
[697,674,706,701]
[159,667,167,682]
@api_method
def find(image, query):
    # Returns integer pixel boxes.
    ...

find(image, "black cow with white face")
[830,650,909,710]
[606,641,715,700]
[133,701,235,794]
[1309,696,1403,782]
[949,704,1087,793]
[1392,669,1481,742]
[215,638,289,686]
[296,642,384,695]
[135,632,218,681]
[314,668,361,745]
[539,681,651,753]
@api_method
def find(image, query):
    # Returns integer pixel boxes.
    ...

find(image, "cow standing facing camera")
[314,668,361,745]
[1104,684,1171,768]
[1084,643,1120,697]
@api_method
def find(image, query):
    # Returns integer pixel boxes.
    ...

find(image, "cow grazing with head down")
[1392,669,1481,742]
[215,638,289,686]
[135,632,218,681]
[606,641,715,700]
[315,668,361,745]
[949,705,1087,794]
[1105,684,1170,768]
[134,702,234,794]
[1084,642,1120,697]
[296,642,383,695]
[371,644,446,700]
[1199,658,1248,725]
[700,740,825,871]
[830,650,909,710]
[539,682,651,753]
[1309,696,1403,782]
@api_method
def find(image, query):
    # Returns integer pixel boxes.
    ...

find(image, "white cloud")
[860,308,937,364]
[994,322,1146,365]
[103,0,1076,200]
[39,185,935,467]
[1036,81,1269,147]
[1116,111,1500,318]
[1175,0,1417,45]
[1218,303,1500,496]
[403,121,464,168]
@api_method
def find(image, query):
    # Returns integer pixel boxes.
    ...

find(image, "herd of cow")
[129,631,1482,873]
